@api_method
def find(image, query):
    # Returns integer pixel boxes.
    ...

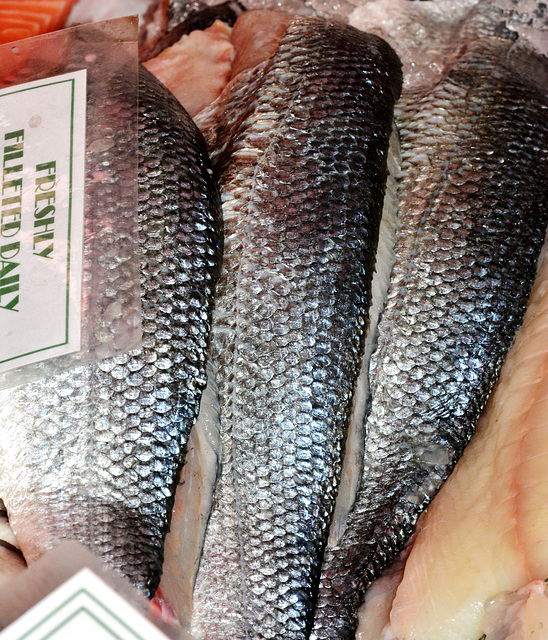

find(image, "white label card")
[0,569,171,640]
[0,70,86,373]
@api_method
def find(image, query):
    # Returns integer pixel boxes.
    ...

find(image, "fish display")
[312,3,548,639]
[0,0,547,637]
[0,58,222,597]
[187,10,402,639]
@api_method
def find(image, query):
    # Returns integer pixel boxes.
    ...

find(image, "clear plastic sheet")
[0,17,140,390]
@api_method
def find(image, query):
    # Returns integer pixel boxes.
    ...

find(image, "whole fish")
[190,12,402,640]
[312,4,548,639]
[0,57,222,596]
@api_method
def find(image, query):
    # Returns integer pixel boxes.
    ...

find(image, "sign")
[0,70,86,374]
[0,568,171,640]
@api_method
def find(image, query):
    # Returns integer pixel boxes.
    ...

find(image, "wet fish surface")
[312,4,548,639]
[381,230,548,640]
[0,62,222,597]
[190,13,402,640]
[139,0,245,61]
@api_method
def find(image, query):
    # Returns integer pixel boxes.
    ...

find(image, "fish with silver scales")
[0,3,546,640]
[0,63,222,598]
[189,13,402,640]
[312,3,548,639]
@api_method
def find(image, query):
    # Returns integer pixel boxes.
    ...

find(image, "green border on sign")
[14,589,149,640]
[0,76,80,366]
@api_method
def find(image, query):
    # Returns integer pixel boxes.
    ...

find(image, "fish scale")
[312,27,548,640]
[191,16,402,640]
[0,64,222,597]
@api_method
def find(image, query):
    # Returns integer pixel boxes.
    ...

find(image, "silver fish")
[312,4,548,639]
[0,57,222,597]
[190,13,402,640]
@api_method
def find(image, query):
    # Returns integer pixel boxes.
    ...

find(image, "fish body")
[0,64,222,597]
[190,14,402,640]
[313,12,548,640]
[382,225,548,640]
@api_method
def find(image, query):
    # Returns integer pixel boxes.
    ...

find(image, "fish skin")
[190,15,402,640]
[312,24,548,640]
[382,196,548,640]
[0,65,222,597]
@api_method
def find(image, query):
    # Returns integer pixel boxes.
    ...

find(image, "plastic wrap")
[0,17,140,389]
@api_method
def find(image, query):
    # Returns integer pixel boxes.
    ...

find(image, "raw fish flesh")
[139,0,244,62]
[0,0,77,44]
[0,502,26,588]
[481,583,548,640]
[159,368,221,630]
[143,19,235,117]
[189,11,402,640]
[312,3,548,639]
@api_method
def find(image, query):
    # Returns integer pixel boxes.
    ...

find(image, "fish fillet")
[159,367,221,631]
[143,19,235,117]
[0,0,77,44]
[0,60,222,597]
[190,11,402,640]
[382,230,548,639]
[312,4,548,639]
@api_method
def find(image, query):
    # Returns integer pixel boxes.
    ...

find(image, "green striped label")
[0,70,86,374]
[0,569,171,639]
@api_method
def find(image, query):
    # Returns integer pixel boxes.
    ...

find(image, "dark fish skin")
[0,65,221,597]
[190,16,402,640]
[312,33,548,640]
